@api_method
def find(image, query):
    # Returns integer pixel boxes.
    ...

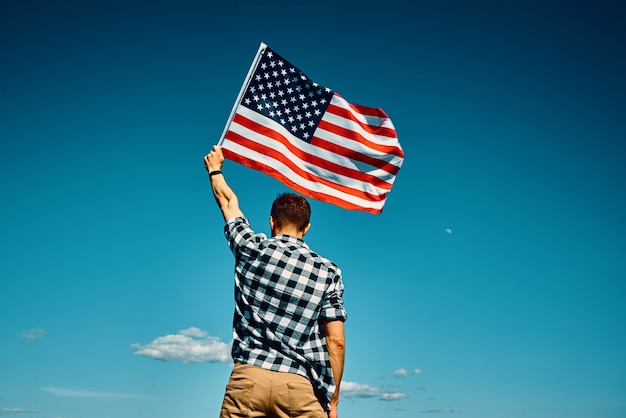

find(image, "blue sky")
[1,0,624,417]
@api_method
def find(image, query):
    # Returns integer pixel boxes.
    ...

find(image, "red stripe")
[346,102,390,118]
[223,148,383,214]
[309,135,402,176]
[317,118,404,159]
[225,127,387,202]
[326,102,398,139]
[233,112,393,191]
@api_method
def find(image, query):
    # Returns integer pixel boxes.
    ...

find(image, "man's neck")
[273,227,304,239]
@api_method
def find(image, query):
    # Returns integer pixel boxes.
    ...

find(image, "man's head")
[270,193,311,237]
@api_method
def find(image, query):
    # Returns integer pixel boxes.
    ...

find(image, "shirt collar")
[273,234,309,248]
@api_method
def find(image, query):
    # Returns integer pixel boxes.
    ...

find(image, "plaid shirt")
[224,217,347,410]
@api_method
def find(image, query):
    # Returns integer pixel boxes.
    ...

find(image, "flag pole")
[217,42,267,146]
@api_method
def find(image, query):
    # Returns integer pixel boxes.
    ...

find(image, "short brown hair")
[270,193,311,232]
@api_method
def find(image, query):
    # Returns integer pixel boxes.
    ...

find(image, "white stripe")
[228,115,388,197]
[314,126,404,174]
[222,138,385,211]
[328,95,399,139]
[233,106,395,190]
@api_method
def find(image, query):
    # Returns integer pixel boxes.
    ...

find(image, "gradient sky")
[1,1,625,417]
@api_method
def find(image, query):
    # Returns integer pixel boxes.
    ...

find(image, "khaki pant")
[219,363,327,418]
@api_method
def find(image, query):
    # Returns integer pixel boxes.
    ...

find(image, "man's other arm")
[324,320,345,418]
[204,146,244,221]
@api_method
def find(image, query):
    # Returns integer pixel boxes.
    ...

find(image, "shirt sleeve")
[320,265,348,322]
[224,217,267,259]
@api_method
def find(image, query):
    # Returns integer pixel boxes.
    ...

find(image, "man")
[204,146,347,418]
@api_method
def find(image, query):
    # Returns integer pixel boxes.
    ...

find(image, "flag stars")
[240,47,334,143]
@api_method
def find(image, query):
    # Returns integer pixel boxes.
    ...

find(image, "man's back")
[225,217,346,409]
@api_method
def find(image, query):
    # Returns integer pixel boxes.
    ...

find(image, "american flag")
[219,43,404,214]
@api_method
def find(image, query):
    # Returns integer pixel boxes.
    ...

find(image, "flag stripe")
[310,134,402,176]
[228,107,391,198]
[323,97,403,158]
[235,103,397,182]
[222,135,388,212]
[232,113,394,192]
[328,95,399,140]
[325,104,397,140]
[224,148,385,214]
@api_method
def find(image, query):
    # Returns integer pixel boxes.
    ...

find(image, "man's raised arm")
[204,146,244,221]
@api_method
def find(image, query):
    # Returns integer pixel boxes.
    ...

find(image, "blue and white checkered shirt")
[224,217,347,410]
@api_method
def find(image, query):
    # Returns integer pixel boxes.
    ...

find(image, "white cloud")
[394,367,422,377]
[0,409,39,415]
[131,327,230,363]
[394,368,410,377]
[19,328,45,341]
[41,387,144,399]
[341,381,408,401]
[179,327,208,338]
[380,392,408,401]
[341,382,381,399]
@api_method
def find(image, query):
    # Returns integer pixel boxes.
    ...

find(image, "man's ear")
[302,223,311,236]
[269,216,275,233]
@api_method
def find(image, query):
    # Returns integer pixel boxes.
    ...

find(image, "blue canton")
[240,46,335,143]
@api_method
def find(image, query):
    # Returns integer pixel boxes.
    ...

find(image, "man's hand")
[204,145,224,174]
[328,404,338,418]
